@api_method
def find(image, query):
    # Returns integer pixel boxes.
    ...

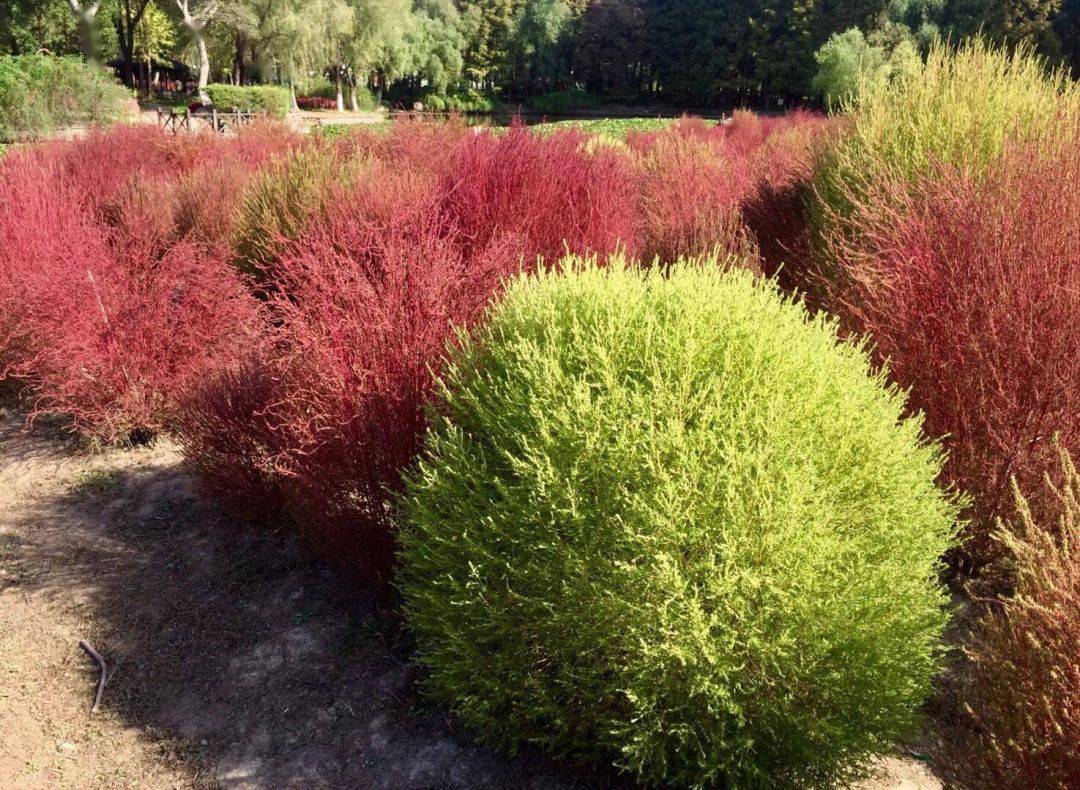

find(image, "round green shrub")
[399,257,959,788]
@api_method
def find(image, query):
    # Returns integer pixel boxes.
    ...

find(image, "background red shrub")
[0,124,288,441]
[627,111,832,277]
[441,124,641,264]
[174,345,288,520]
[296,95,337,111]
[636,133,756,265]
[13,233,262,442]
[820,133,1080,568]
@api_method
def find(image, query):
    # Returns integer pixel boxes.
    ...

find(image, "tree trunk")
[195,31,211,104]
[335,69,345,112]
[233,35,247,86]
[77,11,97,64]
[290,82,299,112]
[349,79,359,112]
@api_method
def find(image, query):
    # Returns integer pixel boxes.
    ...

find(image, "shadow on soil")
[0,415,630,789]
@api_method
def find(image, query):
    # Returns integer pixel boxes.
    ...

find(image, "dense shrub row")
[0,55,133,142]
[0,123,297,441]
[818,133,1080,569]
[807,37,1080,787]
[2,38,1077,783]
[204,84,292,118]
[940,447,1080,789]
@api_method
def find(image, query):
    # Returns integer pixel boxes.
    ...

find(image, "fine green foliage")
[205,84,292,117]
[399,258,959,788]
[294,75,338,98]
[811,37,1080,240]
[232,144,361,280]
[812,28,921,108]
[417,88,496,112]
[0,55,132,143]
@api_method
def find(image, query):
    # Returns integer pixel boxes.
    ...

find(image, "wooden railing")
[157,108,267,135]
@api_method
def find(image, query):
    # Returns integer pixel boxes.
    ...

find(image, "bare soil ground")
[0,410,942,789]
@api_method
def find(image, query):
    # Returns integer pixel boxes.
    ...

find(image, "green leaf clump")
[399,257,959,788]
[0,54,132,143]
[204,83,292,117]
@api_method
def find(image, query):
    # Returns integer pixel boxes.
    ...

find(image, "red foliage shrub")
[940,447,1080,789]
[637,133,756,265]
[111,121,299,251]
[296,95,337,111]
[626,110,832,275]
[11,232,261,442]
[345,117,471,180]
[174,345,288,520]
[821,133,1080,568]
[0,124,287,441]
[0,150,102,376]
[441,124,641,264]
[247,164,515,578]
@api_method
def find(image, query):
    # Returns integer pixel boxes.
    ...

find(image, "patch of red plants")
[627,110,832,277]
[821,132,1080,569]
[0,124,295,441]
[296,95,337,111]
[441,123,642,264]
[177,163,518,580]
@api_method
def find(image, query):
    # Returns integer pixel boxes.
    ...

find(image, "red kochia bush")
[627,111,832,276]
[636,133,756,265]
[0,151,101,376]
[345,117,470,180]
[941,448,1080,789]
[174,346,287,520]
[252,165,515,578]
[16,237,263,441]
[822,134,1080,568]
[296,95,337,111]
[0,124,284,441]
[442,124,641,264]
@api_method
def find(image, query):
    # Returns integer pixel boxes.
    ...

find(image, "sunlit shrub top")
[400,257,959,788]
[813,37,1080,239]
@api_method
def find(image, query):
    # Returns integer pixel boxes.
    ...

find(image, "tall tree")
[1057,0,1080,72]
[65,0,102,62]
[0,0,80,55]
[991,0,1065,55]
[176,0,219,102]
[113,0,153,85]
[133,0,177,90]
[576,0,648,97]
[511,0,572,95]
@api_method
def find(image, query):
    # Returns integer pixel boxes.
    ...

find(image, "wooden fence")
[157,108,267,135]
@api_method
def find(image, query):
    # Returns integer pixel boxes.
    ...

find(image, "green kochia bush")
[399,258,959,788]
[811,38,1079,246]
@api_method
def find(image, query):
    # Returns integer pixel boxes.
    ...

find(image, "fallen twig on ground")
[78,639,107,713]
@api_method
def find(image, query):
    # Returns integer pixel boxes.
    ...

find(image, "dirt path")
[0,410,942,789]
